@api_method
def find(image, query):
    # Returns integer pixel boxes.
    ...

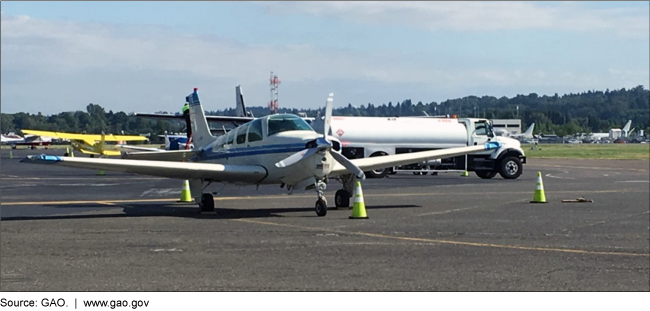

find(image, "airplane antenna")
[268,71,281,114]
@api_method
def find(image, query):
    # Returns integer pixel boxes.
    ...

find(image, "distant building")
[491,119,522,136]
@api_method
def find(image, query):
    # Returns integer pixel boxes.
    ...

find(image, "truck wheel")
[367,168,389,178]
[498,157,522,179]
[365,152,389,178]
[475,171,497,179]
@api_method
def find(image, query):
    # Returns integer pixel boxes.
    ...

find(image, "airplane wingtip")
[20,154,63,163]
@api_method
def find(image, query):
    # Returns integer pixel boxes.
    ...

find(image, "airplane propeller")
[275,93,366,180]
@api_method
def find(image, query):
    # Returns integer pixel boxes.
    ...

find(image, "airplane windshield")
[267,114,314,136]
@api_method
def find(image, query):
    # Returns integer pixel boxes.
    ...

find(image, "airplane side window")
[226,129,236,145]
[248,119,263,143]
[236,124,249,145]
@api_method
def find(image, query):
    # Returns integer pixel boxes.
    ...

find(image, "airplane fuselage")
[192,115,337,186]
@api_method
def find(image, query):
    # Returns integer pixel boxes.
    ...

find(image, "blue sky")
[1,1,648,115]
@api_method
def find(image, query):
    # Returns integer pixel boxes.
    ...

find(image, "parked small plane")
[22,88,501,216]
[587,120,633,141]
[1,133,52,149]
[509,123,536,140]
[118,134,193,153]
[21,130,148,157]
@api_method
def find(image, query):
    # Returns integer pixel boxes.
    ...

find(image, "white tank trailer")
[312,116,526,179]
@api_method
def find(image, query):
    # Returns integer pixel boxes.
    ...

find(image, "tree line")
[2,85,648,138]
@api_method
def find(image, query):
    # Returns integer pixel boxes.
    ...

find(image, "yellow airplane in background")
[21,130,148,157]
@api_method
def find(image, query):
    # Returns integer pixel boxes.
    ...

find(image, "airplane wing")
[20,155,267,184]
[329,142,501,178]
[120,149,198,162]
[135,113,254,124]
[78,149,122,156]
[116,144,166,152]
[21,130,147,143]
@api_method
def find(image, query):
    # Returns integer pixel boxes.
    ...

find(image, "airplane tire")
[200,193,215,212]
[335,189,350,208]
[315,198,327,217]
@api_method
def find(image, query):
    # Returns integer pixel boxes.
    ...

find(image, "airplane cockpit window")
[236,124,250,144]
[226,128,236,145]
[248,118,263,142]
[267,114,314,136]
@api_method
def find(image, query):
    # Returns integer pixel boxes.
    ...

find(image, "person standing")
[182,102,192,139]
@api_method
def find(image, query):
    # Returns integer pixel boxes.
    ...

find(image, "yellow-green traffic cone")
[96,169,105,176]
[350,181,369,219]
[530,171,547,203]
[178,180,192,202]
[461,171,469,177]
[9,151,13,159]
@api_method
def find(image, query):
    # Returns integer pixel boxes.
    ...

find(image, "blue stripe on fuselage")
[198,143,306,161]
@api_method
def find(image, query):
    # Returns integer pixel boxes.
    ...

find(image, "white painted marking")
[615,180,650,183]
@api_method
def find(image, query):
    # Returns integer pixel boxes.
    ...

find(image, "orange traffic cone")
[530,171,547,203]
[350,181,369,219]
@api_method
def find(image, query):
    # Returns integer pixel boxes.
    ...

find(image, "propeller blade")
[277,93,335,169]
[275,148,318,168]
[331,151,366,180]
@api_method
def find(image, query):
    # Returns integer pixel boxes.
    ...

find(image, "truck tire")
[498,156,522,179]
[367,168,389,178]
[475,170,497,179]
[365,152,389,178]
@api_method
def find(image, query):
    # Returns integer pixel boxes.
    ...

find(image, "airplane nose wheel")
[315,198,327,217]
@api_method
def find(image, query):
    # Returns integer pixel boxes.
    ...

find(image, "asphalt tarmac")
[1,148,649,291]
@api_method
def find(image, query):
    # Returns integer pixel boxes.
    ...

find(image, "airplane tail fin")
[235,85,249,117]
[164,134,171,150]
[187,88,215,149]
[524,123,535,136]
[99,132,106,155]
[622,120,632,132]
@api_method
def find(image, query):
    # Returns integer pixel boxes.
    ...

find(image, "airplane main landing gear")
[334,174,355,209]
[335,189,351,208]
[200,193,215,212]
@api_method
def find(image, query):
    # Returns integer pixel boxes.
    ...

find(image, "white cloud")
[0,10,647,115]
[262,1,649,37]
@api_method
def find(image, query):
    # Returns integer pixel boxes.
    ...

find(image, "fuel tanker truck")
[312,116,526,179]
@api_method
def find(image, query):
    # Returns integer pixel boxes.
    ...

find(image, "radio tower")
[268,71,281,114]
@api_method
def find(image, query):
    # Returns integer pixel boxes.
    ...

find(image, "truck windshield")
[485,120,495,138]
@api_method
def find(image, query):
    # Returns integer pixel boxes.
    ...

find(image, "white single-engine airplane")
[22,88,501,216]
